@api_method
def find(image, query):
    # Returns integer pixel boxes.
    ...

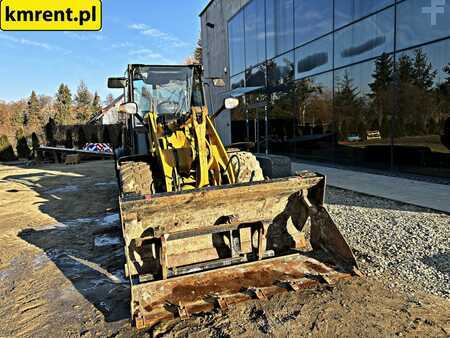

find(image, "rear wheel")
[230,151,264,183]
[119,161,154,196]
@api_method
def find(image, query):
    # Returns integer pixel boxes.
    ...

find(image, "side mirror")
[108,77,127,89]
[212,78,226,87]
[119,102,138,115]
[224,97,239,110]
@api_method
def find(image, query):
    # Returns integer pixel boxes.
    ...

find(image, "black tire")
[119,161,154,196]
[230,151,264,183]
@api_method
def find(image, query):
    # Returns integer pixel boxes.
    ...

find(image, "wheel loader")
[108,64,358,329]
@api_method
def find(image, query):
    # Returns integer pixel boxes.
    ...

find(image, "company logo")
[422,0,446,26]
[0,0,102,31]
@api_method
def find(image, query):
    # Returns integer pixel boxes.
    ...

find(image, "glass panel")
[294,0,333,47]
[132,66,193,117]
[230,72,245,90]
[395,39,450,176]
[287,72,335,159]
[246,64,266,87]
[228,11,245,76]
[267,51,295,87]
[266,0,294,59]
[230,73,247,143]
[246,90,268,153]
[244,0,266,68]
[335,0,394,29]
[295,34,333,79]
[397,0,450,50]
[334,8,395,68]
[269,88,296,154]
[334,59,393,168]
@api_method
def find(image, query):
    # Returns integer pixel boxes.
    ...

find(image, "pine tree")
[74,81,93,122]
[27,91,41,128]
[443,62,450,84]
[369,53,394,138]
[194,38,203,64]
[91,92,102,120]
[397,54,414,83]
[334,72,363,140]
[369,53,394,94]
[55,84,72,125]
[412,49,437,91]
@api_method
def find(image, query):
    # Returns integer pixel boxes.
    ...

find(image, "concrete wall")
[200,0,249,146]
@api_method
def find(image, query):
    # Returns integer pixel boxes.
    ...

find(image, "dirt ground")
[0,160,448,338]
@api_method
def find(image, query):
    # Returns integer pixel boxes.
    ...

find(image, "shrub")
[102,127,111,144]
[44,118,56,146]
[90,131,99,143]
[65,129,73,149]
[31,132,40,158]
[0,135,16,161]
[16,129,31,159]
[77,127,87,148]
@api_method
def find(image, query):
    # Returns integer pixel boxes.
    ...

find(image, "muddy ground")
[0,160,448,337]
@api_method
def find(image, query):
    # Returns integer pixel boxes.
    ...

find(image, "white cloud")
[128,49,175,64]
[128,23,188,48]
[111,42,133,48]
[0,34,51,50]
[129,23,149,30]
[64,32,105,41]
[129,49,163,58]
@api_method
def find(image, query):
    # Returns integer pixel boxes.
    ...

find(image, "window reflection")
[244,0,266,68]
[335,8,395,68]
[230,73,245,90]
[266,0,294,59]
[334,60,377,144]
[395,40,450,166]
[230,72,246,143]
[269,89,296,153]
[335,0,394,29]
[246,64,266,87]
[267,52,295,87]
[397,0,450,50]
[295,34,332,79]
[228,12,245,75]
[294,0,333,47]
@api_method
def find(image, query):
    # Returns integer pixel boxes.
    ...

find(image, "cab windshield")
[132,66,193,118]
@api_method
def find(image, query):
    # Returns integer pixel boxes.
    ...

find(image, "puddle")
[94,234,121,247]
[39,213,120,230]
[94,181,117,187]
[46,185,80,194]
[99,213,119,225]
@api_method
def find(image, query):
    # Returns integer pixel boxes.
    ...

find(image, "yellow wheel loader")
[108,64,358,329]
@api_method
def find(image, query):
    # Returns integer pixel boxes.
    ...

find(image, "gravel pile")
[325,187,450,299]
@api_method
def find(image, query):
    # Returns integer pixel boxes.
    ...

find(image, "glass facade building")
[227,0,450,177]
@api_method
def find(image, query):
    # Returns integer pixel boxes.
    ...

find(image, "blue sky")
[0,0,209,102]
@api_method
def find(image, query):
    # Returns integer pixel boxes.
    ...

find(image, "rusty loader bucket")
[119,172,358,329]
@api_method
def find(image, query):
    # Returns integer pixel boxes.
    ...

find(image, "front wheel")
[229,151,264,183]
